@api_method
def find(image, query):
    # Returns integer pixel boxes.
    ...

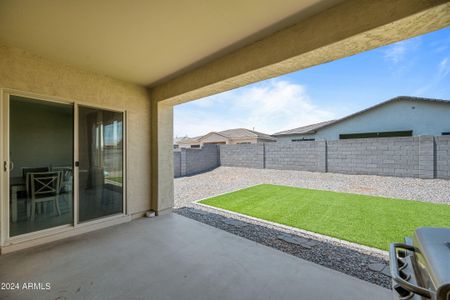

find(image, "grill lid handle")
[389,243,433,299]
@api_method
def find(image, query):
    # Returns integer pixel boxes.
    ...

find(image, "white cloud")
[415,57,450,95]
[384,42,408,64]
[438,57,450,78]
[431,35,450,53]
[383,39,421,64]
[174,79,335,137]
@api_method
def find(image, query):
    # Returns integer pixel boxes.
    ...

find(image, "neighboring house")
[176,136,203,148]
[273,96,450,142]
[173,137,186,149]
[176,128,276,148]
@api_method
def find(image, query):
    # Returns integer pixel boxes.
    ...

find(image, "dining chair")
[22,167,50,179]
[22,167,49,196]
[28,171,62,221]
[51,166,72,193]
[51,167,72,209]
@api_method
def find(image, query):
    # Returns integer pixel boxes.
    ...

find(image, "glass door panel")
[78,106,123,222]
[9,95,74,237]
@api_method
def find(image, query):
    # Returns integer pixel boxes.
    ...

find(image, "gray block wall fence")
[174,151,181,178]
[220,143,265,169]
[173,144,220,177]
[436,136,450,179]
[326,137,421,178]
[265,141,325,172]
[174,136,450,179]
[217,136,450,179]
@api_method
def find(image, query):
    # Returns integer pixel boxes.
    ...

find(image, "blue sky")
[174,27,450,137]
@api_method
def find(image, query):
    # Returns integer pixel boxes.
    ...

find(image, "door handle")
[3,161,14,172]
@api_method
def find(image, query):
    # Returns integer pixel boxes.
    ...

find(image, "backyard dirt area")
[175,166,450,208]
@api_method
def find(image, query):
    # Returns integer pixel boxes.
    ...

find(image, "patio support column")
[150,100,174,215]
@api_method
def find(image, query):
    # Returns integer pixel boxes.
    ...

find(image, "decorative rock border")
[175,206,392,289]
[277,233,318,249]
[194,197,388,258]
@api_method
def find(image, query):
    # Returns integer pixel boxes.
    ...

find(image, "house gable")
[200,132,230,144]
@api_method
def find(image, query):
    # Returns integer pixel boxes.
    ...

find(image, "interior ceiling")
[0,0,343,86]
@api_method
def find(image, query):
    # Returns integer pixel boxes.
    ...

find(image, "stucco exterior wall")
[276,100,450,142]
[319,100,450,140]
[0,44,152,216]
[229,138,259,145]
[275,135,316,143]
[257,138,276,143]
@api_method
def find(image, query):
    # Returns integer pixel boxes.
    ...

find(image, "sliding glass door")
[78,106,124,222]
[9,95,74,237]
[3,92,125,239]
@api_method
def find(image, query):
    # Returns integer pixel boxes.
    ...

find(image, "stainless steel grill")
[390,227,450,300]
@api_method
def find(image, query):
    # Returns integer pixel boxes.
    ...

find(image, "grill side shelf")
[390,242,434,299]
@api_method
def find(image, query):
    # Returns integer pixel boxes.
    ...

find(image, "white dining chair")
[28,171,62,221]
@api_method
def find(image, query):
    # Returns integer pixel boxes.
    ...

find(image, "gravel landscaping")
[175,166,450,208]
[174,166,450,288]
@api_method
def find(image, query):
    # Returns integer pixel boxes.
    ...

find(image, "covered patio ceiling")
[0,0,342,86]
[1,1,448,106]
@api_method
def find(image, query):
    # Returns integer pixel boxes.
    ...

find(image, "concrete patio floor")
[0,214,392,300]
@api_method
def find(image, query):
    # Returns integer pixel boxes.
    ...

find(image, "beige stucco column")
[150,100,174,215]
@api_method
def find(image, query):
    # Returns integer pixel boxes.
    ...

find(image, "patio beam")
[150,0,450,105]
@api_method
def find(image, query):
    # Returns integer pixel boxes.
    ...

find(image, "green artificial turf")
[106,176,123,184]
[199,184,450,250]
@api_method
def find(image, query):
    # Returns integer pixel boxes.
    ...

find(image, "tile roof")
[176,128,275,144]
[273,120,337,136]
[215,128,275,140]
[176,136,202,144]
